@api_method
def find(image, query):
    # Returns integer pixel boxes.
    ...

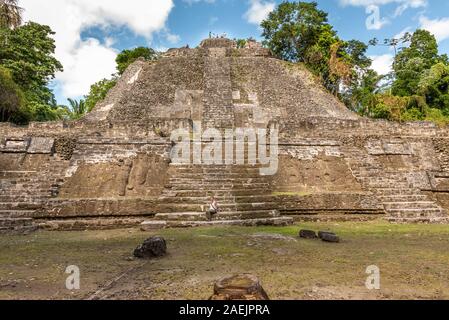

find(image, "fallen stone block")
[318,231,340,243]
[133,236,167,259]
[299,229,318,239]
[141,220,167,231]
[210,274,269,300]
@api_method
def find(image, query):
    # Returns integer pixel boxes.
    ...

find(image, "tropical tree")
[116,47,158,75]
[392,30,442,96]
[418,62,449,112]
[0,65,24,121]
[0,22,63,105]
[84,78,117,112]
[67,98,87,120]
[0,0,23,29]
[261,1,331,62]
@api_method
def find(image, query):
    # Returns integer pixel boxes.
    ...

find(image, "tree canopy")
[261,1,449,124]
[0,16,66,124]
[116,47,158,75]
[0,65,24,121]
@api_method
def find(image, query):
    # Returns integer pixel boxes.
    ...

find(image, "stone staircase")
[142,163,293,229]
[141,44,292,229]
[202,49,235,130]
[375,187,448,223]
[349,154,448,223]
[0,159,68,234]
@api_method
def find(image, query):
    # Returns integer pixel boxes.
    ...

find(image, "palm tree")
[67,98,87,120]
[0,0,23,29]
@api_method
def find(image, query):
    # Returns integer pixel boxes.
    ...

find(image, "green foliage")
[392,30,442,97]
[261,1,330,62]
[27,101,65,122]
[343,69,380,114]
[371,103,392,119]
[262,5,449,125]
[418,62,449,111]
[234,38,247,49]
[0,22,63,103]
[0,65,23,121]
[66,98,87,120]
[84,78,117,112]
[261,1,371,102]
[116,47,158,75]
[0,21,64,124]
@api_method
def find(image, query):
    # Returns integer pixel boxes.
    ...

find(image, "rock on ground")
[299,230,318,239]
[210,274,270,300]
[133,236,167,259]
[319,231,340,243]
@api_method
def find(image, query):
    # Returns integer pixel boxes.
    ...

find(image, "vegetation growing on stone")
[1,0,449,125]
[261,1,449,124]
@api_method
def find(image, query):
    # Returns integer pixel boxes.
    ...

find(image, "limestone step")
[279,208,385,215]
[162,189,272,197]
[0,217,34,228]
[168,177,270,183]
[171,172,268,179]
[157,202,278,213]
[168,183,270,190]
[157,195,277,204]
[0,171,38,178]
[289,214,381,222]
[378,195,429,202]
[387,217,449,224]
[0,195,50,202]
[373,188,419,196]
[0,224,38,235]
[366,182,412,189]
[141,217,294,230]
[0,202,41,210]
[38,217,147,231]
[387,208,446,218]
[0,210,37,218]
[383,202,441,210]
[172,165,263,173]
[155,210,280,222]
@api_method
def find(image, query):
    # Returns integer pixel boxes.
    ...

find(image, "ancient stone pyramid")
[1,38,449,233]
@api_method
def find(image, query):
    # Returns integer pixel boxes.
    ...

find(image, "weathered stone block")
[210,274,269,300]
[141,221,168,231]
[133,236,167,259]
[27,137,55,154]
[299,229,318,239]
[318,231,340,243]
[1,139,29,153]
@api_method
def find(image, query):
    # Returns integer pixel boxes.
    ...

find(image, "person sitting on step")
[206,197,220,221]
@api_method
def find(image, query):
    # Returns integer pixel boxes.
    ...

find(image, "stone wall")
[2,38,449,231]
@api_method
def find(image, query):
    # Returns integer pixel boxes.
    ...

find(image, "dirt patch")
[1,221,449,300]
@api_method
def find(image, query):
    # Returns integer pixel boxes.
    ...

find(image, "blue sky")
[19,0,449,105]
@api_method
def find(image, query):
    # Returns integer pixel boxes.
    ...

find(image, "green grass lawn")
[1,220,449,300]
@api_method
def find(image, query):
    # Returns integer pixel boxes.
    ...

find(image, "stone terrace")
[1,38,449,233]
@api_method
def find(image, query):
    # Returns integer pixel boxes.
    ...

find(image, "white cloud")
[365,5,389,30]
[419,16,449,43]
[244,0,275,25]
[182,0,215,5]
[370,54,394,75]
[340,0,427,8]
[19,0,174,98]
[341,0,427,30]
[166,32,181,44]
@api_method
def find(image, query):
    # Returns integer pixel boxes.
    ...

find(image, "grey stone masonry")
[202,48,235,130]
